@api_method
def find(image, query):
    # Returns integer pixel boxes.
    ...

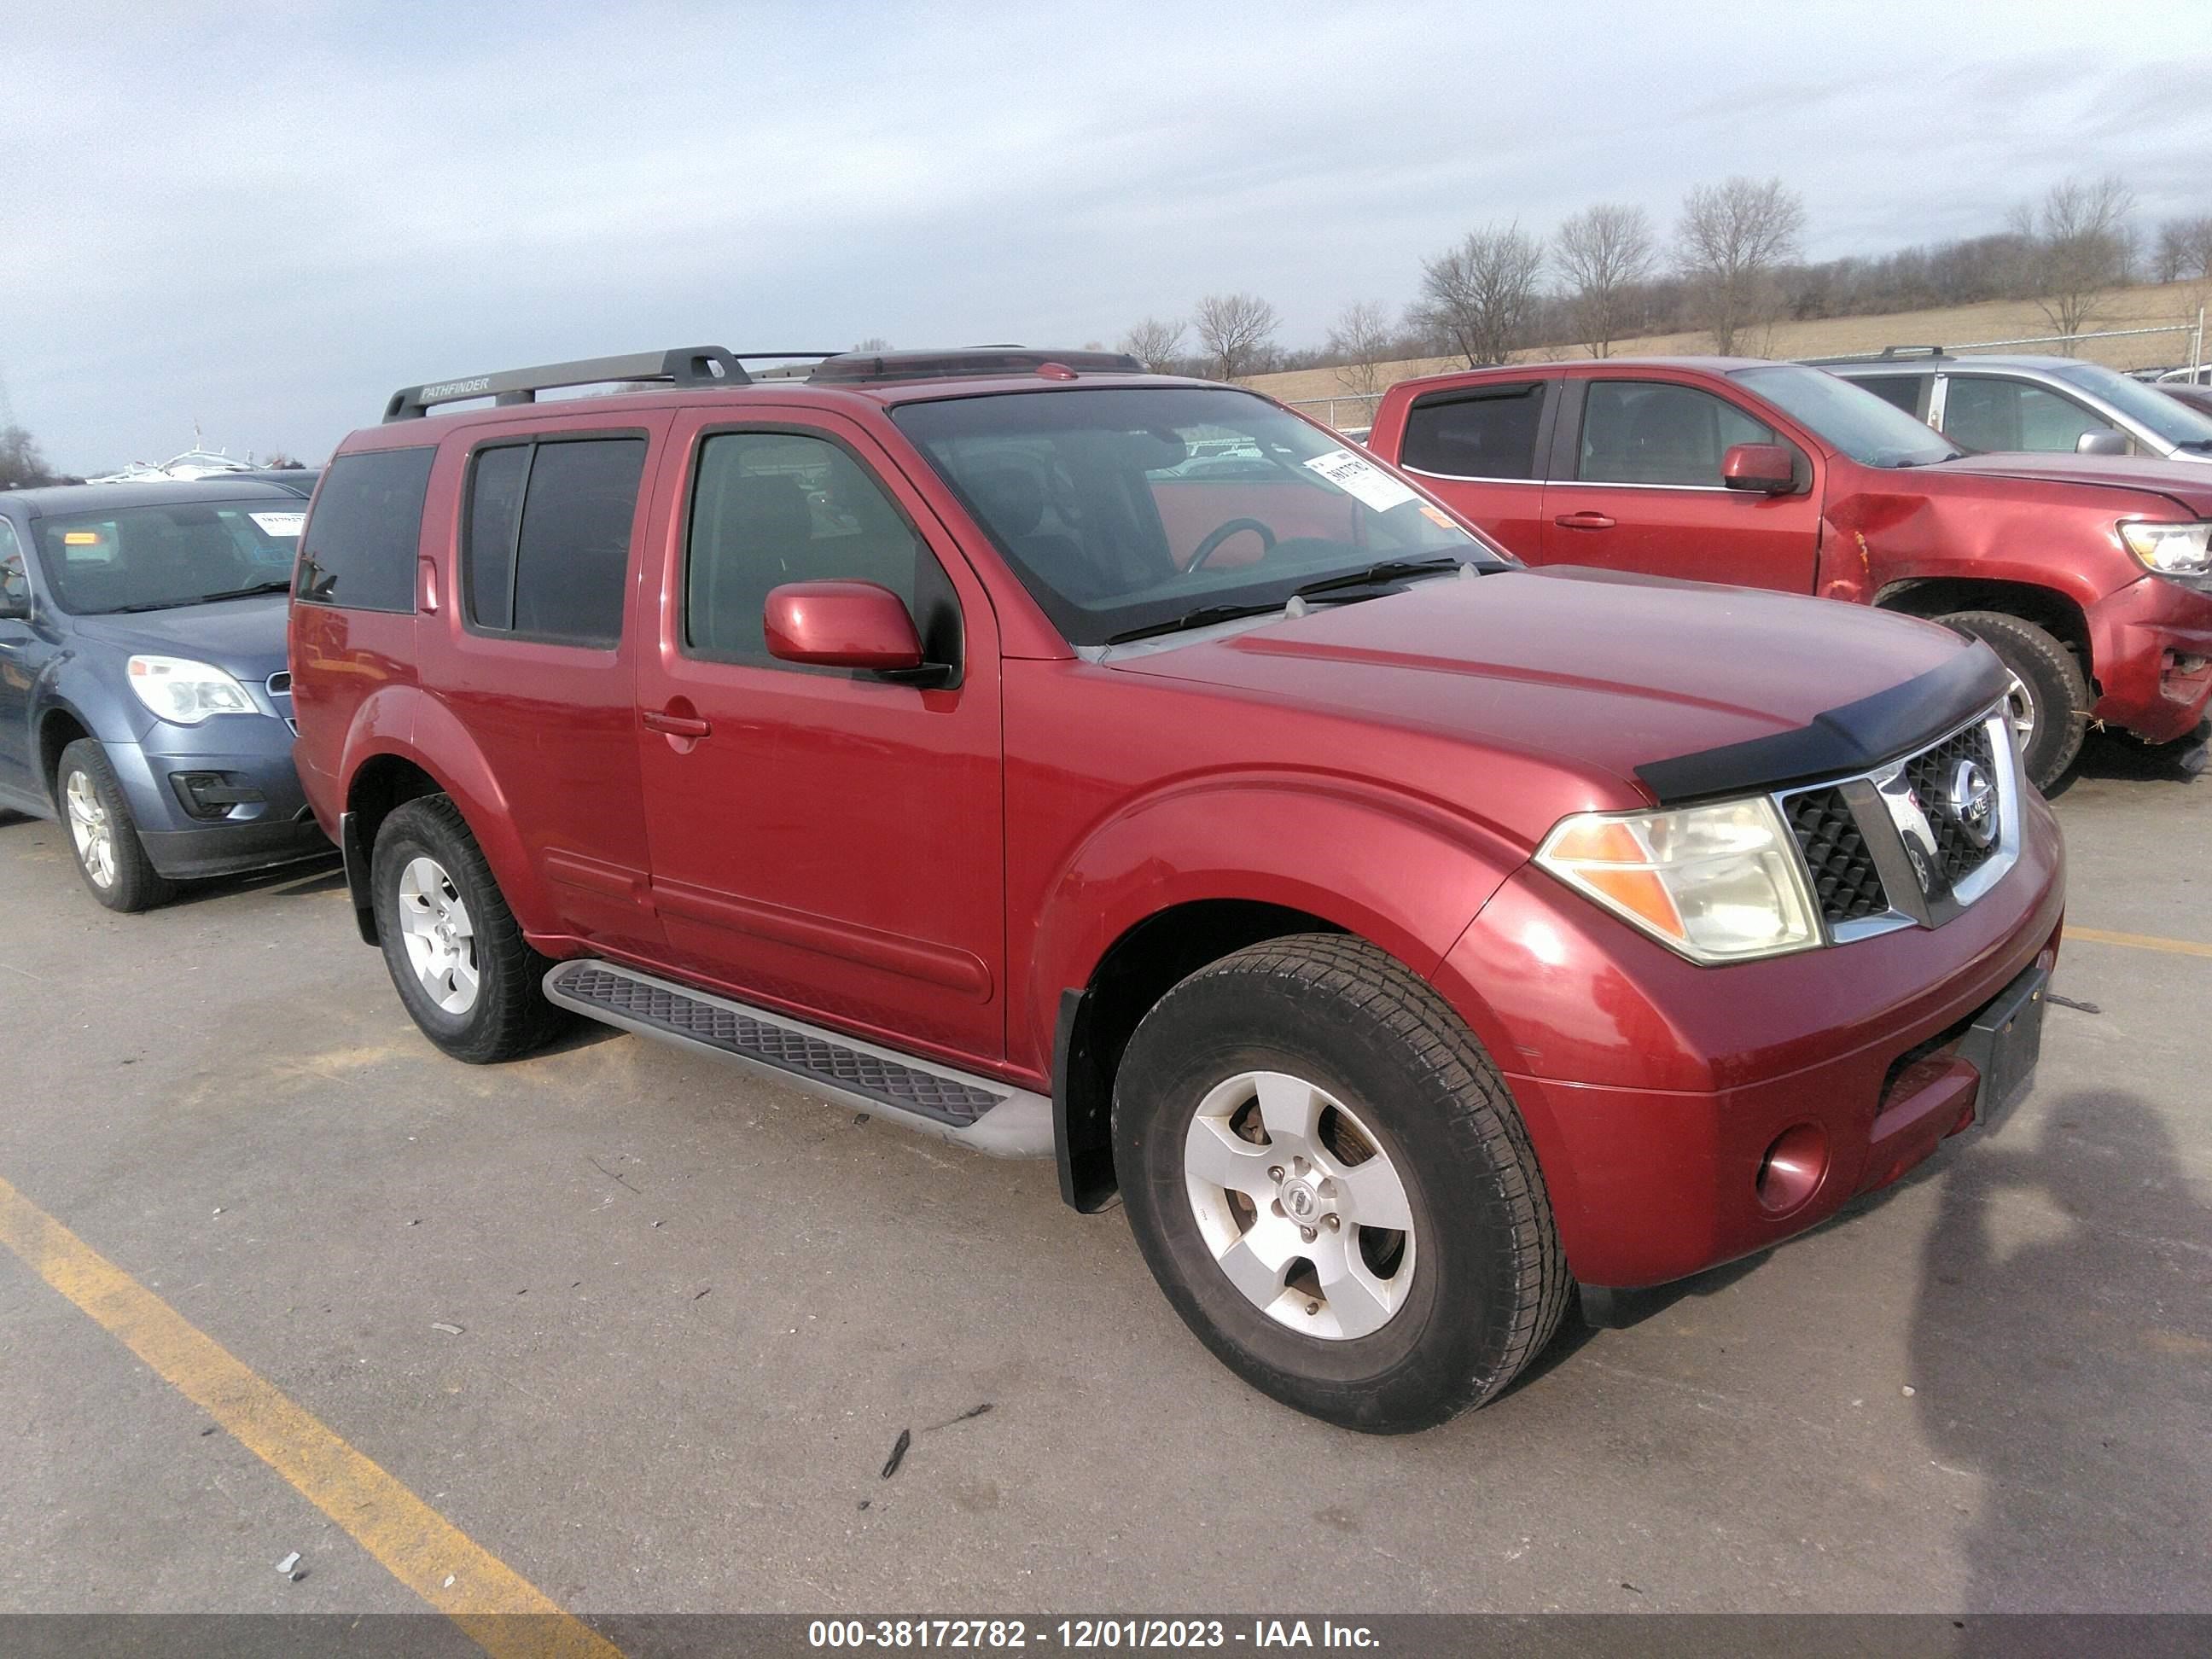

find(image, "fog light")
[1755,1123,1827,1214]
[169,771,265,821]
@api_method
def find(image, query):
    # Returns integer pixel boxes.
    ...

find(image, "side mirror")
[1721,442,1798,494]
[763,579,926,673]
[2075,429,2127,457]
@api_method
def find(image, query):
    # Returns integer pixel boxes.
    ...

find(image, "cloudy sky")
[8,1,2210,472]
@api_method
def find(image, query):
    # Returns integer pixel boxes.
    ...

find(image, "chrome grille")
[1776,704,2019,944]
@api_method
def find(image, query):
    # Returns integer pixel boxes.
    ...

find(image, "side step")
[543,960,1052,1158]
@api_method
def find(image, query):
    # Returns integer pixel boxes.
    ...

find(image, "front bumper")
[102,724,331,880]
[2087,573,2212,744]
[1435,790,2066,1290]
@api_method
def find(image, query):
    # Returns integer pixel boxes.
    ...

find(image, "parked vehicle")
[0,479,332,909]
[2156,381,2212,422]
[1815,347,2212,465]
[1366,357,2212,789]
[293,344,2064,1432]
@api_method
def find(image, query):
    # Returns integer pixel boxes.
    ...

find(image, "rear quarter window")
[296,447,434,612]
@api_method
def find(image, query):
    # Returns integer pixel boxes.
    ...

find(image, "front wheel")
[55,738,177,913]
[1941,610,2088,793]
[370,795,564,1063]
[1112,935,1569,1433]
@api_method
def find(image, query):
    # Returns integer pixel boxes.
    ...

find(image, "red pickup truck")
[1366,358,2212,790]
[292,346,2063,1431]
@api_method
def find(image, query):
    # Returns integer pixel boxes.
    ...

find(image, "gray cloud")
[5,0,2207,470]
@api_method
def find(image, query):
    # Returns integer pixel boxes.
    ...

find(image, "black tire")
[370,795,564,1063]
[1941,610,2087,793]
[55,738,178,913]
[1112,934,1569,1433]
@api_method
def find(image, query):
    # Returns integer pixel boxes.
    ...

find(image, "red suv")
[291,346,2064,1431]
[1366,358,2212,790]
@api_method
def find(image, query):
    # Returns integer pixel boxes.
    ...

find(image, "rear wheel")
[1941,610,2087,793]
[55,738,177,913]
[1112,935,1568,1433]
[370,795,564,1063]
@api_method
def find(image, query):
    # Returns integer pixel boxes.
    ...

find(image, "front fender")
[1024,774,1529,1068]
[337,686,556,934]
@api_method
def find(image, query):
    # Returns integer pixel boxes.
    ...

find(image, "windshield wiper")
[108,580,291,613]
[1292,556,1466,598]
[1103,602,1287,645]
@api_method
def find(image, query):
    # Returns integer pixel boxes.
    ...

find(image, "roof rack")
[381,346,841,422]
[1876,345,1947,360]
[808,347,1144,385]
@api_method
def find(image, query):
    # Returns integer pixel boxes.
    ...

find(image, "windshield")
[2048,360,2212,451]
[33,500,302,615]
[1732,364,1961,468]
[891,387,1503,646]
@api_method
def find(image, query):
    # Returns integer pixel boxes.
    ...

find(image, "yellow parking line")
[0,1174,620,1659]
[2068,926,2212,960]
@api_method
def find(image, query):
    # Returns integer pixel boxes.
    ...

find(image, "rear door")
[632,405,1005,1064]
[1537,374,1821,591]
[1390,377,1557,557]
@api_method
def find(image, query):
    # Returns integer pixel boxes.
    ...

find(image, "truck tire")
[1941,610,2087,793]
[1112,934,1568,1433]
[370,795,565,1063]
[55,738,178,913]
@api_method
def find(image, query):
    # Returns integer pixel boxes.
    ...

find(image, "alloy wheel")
[395,855,480,1015]
[1182,1070,1417,1341]
[64,770,116,890]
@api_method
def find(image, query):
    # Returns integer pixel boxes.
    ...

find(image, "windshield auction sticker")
[247,511,306,537]
[1302,448,1419,513]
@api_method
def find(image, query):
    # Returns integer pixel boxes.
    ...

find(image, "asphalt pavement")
[0,734,2206,1624]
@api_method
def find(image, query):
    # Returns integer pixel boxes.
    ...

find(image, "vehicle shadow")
[1908,1090,2212,1629]
[166,851,346,908]
[2046,719,2209,797]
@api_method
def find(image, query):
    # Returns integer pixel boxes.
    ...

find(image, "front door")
[634,408,1005,1065]
[1539,376,1821,592]
[0,520,44,809]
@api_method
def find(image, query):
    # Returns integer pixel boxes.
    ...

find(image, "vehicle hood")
[67,592,293,679]
[1105,567,1981,801]
[1930,451,2212,513]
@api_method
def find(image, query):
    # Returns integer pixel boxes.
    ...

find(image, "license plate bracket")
[1956,963,2048,1130]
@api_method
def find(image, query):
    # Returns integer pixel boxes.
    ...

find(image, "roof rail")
[1877,344,1947,359]
[808,346,1145,386]
[380,347,840,422]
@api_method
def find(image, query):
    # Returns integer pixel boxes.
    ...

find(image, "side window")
[1400,383,1547,479]
[1943,377,2118,454]
[1578,381,1779,487]
[0,519,26,610]
[296,447,434,611]
[684,430,953,670]
[1852,375,1927,419]
[462,436,645,648]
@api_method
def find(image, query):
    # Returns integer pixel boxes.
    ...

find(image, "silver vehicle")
[1813,348,2212,465]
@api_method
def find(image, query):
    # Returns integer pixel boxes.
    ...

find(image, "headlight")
[1535,797,1821,965]
[126,655,259,725]
[2121,520,2212,576]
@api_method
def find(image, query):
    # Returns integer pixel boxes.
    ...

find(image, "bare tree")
[1192,293,1279,381]
[1410,223,1545,368]
[2008,176,2136,349]
[1554,203,1657,357]
[2153,213,2212,284]
[1325,300,1398,399]
[1120,317,1186,373]
[1674,177,1807,354]
[1,425,58,492]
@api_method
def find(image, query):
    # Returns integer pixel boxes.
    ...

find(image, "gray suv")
[1815,349,2212,465]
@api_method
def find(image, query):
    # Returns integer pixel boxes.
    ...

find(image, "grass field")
[1250,277,2212,425]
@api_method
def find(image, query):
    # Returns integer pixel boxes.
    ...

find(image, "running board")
[542,960,1051,1158]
